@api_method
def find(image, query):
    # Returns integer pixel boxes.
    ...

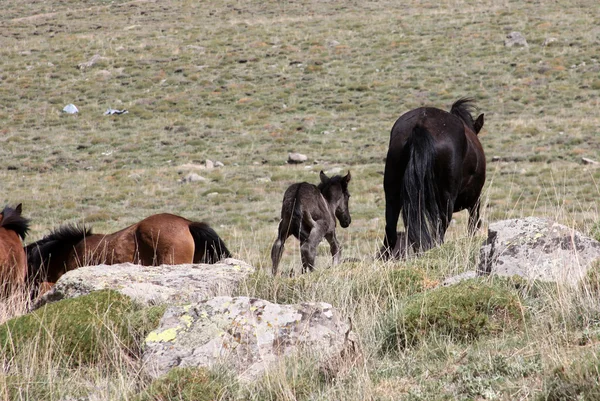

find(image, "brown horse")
[0,204,29,294]
[381,98,486,258]
[26,213,231,295]
[271,171,352,275]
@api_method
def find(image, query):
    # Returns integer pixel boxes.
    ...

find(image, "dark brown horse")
[381,98,486,258]
[26,213,231,295]
[0,204,29,294]
[271,171,351,275]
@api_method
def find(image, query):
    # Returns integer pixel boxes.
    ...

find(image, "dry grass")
[1,0,600,399]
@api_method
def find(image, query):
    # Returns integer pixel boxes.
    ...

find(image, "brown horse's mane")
[450,98,477,132]
[1,205,29,240]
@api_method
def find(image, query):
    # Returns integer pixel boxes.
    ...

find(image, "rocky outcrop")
[143,296,358,381]
[477,218,600,285]
[34,258,255,308]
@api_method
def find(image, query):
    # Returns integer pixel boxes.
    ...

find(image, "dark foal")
[271,171,351,275]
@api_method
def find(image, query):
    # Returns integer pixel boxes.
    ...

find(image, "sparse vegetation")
[1,0,600,399]
[382,279,525,352]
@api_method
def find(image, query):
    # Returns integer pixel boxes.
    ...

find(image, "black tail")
[400,124,441,251]
[189,222,231,264]
[25,224,92,285]
[291,185,308,242]
[1,204,29,240]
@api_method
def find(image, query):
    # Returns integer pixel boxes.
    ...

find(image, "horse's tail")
[291,185,310,242]
[188,222,231,264]
[1,204,29,240]
[25,224,91,288]
[400,123,440,251]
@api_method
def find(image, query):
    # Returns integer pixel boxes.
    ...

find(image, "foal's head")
[318,170,352,228]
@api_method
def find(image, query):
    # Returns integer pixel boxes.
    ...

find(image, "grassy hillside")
[1,0,599,399]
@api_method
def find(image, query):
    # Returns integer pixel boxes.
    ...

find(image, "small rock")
[62,104,79,114]
[542,37,558,46]
[327,39,340,47]
[504,31,529,47]
[256,177,271,183]
[205,159,214,169]
[582,157,599,165]
[288,152,308,164]
[491,156,502,162]
[214,161,224,168]
[182,173,206,183]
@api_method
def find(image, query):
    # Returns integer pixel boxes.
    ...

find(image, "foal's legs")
[271,219,291,276]
[300,225,325,274]
[325,231,341,266]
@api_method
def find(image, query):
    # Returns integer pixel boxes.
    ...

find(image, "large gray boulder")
[34,258,255,308]
[477,217,600,285]
[143,296,357,381]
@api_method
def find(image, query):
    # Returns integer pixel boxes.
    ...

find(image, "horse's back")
[389,106,467,150]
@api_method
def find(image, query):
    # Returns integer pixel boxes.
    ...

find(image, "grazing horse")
[0,204,29,294]
[26,213,231,296]
[271,171,352,275]
[381,98,486,258]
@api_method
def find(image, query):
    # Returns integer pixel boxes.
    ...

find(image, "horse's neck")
[318,191,336,219]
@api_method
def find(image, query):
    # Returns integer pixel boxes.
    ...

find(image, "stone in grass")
[182,173,207,183]
[35,259,255,308]
[288,152,308,164]
[143,296,358,381]
[504,31,529,47]
[0,290,163,366]
[478,217,600,286]
[381,279,524,352]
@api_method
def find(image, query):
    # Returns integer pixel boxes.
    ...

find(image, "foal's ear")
[474,114,484,134]
[319,170,329,183]
[344,171,352,183]
[15,203,22,214]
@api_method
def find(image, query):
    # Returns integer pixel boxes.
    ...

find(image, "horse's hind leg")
[300,226,324,274]
[271,219,291,276]
[325,231,341,266]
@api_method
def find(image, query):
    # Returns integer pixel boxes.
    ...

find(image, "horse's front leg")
[325,231,341,266]
[300,225,324,273]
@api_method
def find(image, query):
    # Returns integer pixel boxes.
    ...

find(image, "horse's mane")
[450,98,477,131]
[318,175,349,192]
[0,205,29,240]
[25,224,92,279]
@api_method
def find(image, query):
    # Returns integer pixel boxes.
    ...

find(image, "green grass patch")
[137,367,236,401]
[0,290,164,366]
[382,279,525,352]
[540,355,600,401]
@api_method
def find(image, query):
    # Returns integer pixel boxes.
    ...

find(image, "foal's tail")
[401,123,441,251]
[188,222,231,264]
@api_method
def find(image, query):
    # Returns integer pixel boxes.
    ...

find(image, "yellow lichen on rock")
[146,327,179,343]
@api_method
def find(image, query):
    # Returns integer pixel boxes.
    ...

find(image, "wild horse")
[271,171,352,275]
[0,204,29,295]
[26,213,231,296]
[381,98,486,258]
